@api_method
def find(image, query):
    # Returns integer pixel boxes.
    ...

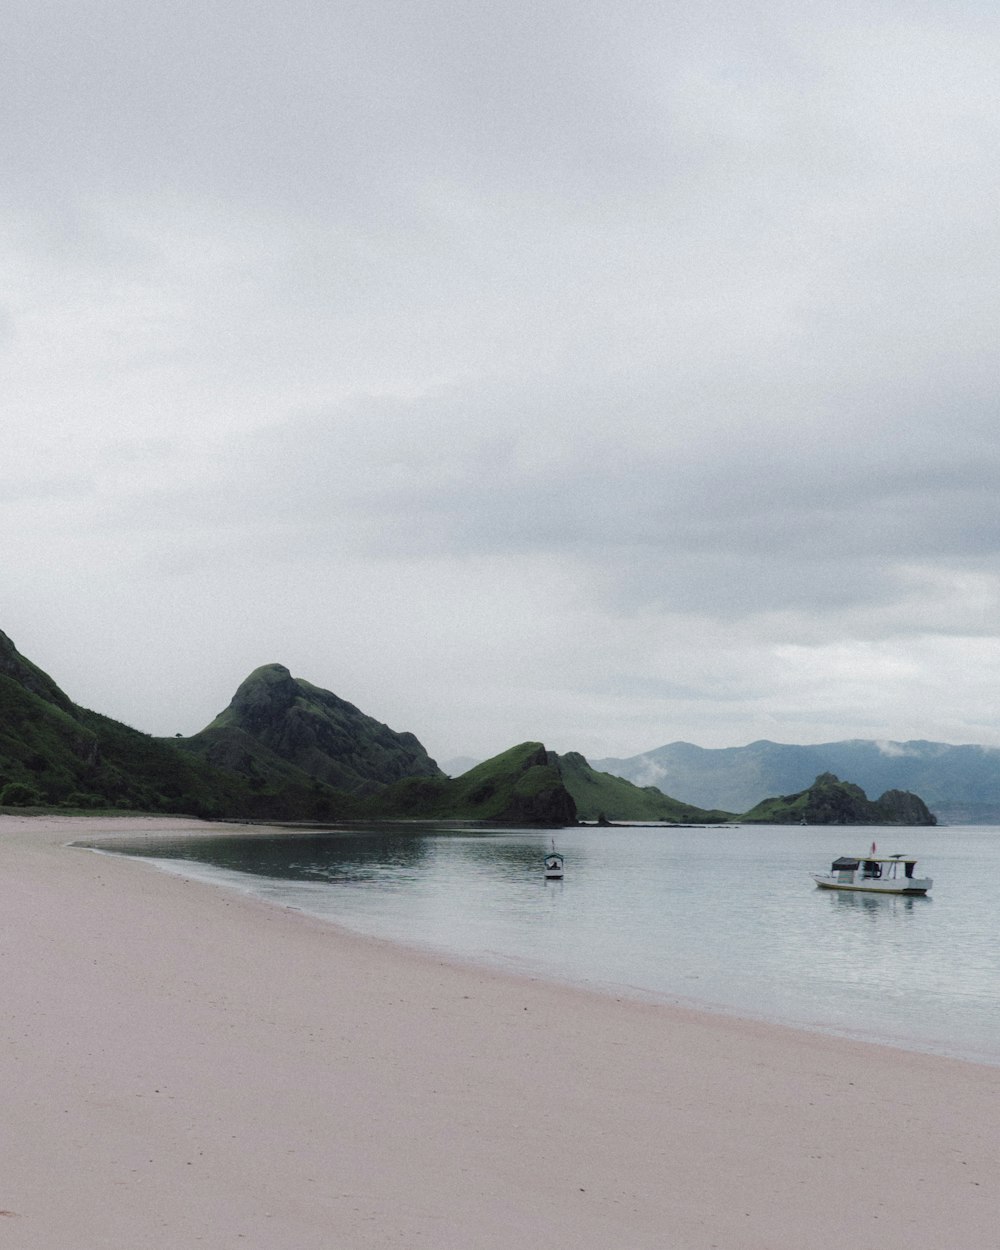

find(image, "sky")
[4,0,1000,767]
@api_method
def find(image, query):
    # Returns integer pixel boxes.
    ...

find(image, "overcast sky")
[5,0,1000,766]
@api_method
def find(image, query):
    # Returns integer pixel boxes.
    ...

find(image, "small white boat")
[544,847,564,880]
[813,850,932,896]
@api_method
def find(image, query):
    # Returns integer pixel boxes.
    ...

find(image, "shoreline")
[73,816,992,1071]
[75,835,1000,1072]
[2,814,998,1249]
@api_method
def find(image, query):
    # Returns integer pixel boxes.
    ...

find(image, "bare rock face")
[498,744,578,825]
[875,788,937,826]
[197,663,443,795]
[500,777,578,825]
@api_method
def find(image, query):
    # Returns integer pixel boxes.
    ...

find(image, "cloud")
[875,740,920,758]
[3,0,1000,757]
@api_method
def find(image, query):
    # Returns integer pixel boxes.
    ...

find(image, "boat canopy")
[834,855,917,865]
[828,854,920,878]
[831,857,860,870]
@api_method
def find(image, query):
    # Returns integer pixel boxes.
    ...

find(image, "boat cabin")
[544,852,564,880]
[828,855,919,885]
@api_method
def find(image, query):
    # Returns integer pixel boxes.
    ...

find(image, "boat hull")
[812,874,931,896]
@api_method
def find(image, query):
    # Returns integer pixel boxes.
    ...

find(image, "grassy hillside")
[2,628,934,828]
[0,634,570,824]
[370,742,577,824]
[554,752,734,822]
[0,632,356,819]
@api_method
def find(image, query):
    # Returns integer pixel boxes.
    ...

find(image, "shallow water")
[84,822,1000,1065]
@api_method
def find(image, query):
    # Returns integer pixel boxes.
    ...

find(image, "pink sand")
[1,815,997,1249]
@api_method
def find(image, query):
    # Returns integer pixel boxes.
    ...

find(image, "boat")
[544,844,564,880]
[812,847,932,895]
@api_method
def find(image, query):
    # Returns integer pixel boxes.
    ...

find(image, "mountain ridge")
[591,738,998,823]
[0,627,943,826]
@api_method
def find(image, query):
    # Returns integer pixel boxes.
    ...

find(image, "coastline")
[2,815,998,1249]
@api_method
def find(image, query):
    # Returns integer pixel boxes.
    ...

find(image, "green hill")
[0,633,574,823]
[553,751,734,822]
[0,629,345,818]
[369,742,577,824]
[0,627,937,829]
[183,663,442,795]
[741,772,937,825]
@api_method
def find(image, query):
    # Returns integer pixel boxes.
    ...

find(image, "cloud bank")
[4,0,1000,760]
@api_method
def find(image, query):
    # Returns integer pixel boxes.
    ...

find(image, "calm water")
[83,823,1000,1065]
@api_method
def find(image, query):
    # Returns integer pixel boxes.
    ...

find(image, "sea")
[82,822,1000,1067]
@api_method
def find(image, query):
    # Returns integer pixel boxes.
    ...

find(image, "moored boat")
[544,846,564,880]
[813,851,932,895]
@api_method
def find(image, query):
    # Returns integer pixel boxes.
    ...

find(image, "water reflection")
[89,831,433,884]
[89,828,575,890]
[77,822,1000,1064]
[825,890,929,918]
[446,837,557,876]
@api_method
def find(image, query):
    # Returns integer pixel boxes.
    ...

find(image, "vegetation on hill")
[592,738,980,823]
[740,773,937,825]
[0,628,939,828]
[0,633,577,824]
[0,630,353,819]
[183,663,442,795]
[553,751,734,823]
[368,742,577,824]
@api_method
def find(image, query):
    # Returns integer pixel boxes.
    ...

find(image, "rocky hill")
[0,629,337,819]
[592,738,995,823]
[0,626,940,828]
[182,663,442,796]
[0,632,577,824]
[740,773,937,825]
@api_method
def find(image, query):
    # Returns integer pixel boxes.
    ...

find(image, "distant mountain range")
[0,626,941,825]
[591,739,1000,824]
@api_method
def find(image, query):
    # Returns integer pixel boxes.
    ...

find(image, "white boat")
[813,851,932,895]
[544,848,564,880]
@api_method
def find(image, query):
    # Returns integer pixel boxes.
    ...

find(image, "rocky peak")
[220,664,301,734]
[199,663,443,795]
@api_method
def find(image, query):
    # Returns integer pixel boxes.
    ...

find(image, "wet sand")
[1,814,998,1249]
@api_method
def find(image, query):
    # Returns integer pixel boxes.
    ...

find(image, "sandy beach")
[1,815,998,1249]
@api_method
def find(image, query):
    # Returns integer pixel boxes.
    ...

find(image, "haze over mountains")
[592,740,1000,825]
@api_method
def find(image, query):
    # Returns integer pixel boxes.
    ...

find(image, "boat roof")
[846,854,916,862]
